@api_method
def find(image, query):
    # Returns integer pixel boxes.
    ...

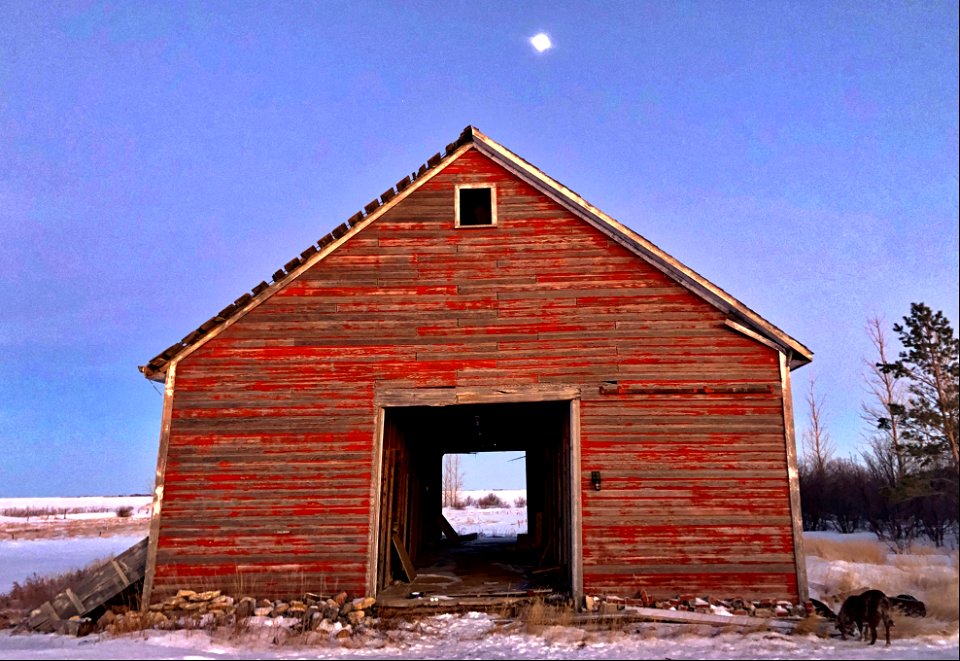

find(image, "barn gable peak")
[140,126,811,380]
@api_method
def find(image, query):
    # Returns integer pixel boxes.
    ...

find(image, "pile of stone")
[92,589,378,636]
[583,592,808,618]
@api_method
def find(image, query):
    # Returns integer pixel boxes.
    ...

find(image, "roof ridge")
[139,126,476,377]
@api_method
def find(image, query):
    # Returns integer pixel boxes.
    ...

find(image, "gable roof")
[140,126,812,381]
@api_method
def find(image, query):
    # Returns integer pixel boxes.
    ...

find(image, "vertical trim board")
[780,352,808,601]
[141,362,176,608]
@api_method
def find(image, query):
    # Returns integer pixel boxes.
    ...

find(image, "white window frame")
[454,183,497,228]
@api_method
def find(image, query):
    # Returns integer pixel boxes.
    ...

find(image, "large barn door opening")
[374,400,575,602]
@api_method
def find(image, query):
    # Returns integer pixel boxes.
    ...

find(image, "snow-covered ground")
[0,616,956,660]
[443,489,528,538]
[1,497,957,659]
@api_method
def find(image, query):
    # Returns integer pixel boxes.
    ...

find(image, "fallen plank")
[576,606,798,632]
[391,532,417,583]
[435,514,460,543]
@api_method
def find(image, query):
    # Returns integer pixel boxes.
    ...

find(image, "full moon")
[530,33,552,53]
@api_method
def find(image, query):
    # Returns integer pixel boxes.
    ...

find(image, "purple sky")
[1,2,957,496]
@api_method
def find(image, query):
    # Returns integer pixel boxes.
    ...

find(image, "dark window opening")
[458,187,494,226]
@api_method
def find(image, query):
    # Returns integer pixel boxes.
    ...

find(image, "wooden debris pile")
[26,537,148,634]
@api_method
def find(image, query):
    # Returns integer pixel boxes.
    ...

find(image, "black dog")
[837,589,893,646]
[890,594,927,618]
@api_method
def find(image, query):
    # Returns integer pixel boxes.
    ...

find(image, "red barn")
[140,126,812,607]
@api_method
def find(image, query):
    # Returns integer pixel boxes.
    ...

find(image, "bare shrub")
[514,496,527,508]
[442,454,465,508]
[0,506,109,519]
[0,561,104,611]
[804,536,888,565]
[924,574,960,622]
[115,505,135,518]
[477,493,505,509]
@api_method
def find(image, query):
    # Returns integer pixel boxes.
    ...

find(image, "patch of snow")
[0,623,956,659]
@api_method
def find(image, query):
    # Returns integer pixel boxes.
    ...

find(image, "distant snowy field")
[1,496,957,659]
[0,496,151,523]
[443,489,527,538]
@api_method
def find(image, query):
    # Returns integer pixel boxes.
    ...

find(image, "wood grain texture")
[150,148,802,602]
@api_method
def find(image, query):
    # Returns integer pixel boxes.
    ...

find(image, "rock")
[584,595,597,611]
[211,595,234,608]
[259,598,273,608]
[352,597,376,611]
[60,617,95,637]
[336,628,352,640]
[598,602,620,615]
[236,598,255,619]
[334,592,348,606]
[176,589,198,599]
[347,610,365,625]
[323,604,340,621]
[147,612,169,627]
[306,606,321,627]
[273,602,290,616]
[341,601,354,615]
[253,607,273,617]
[97,610,117,630]
[190,590,221,602]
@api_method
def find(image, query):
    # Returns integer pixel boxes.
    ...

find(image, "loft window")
[455,184,497,228]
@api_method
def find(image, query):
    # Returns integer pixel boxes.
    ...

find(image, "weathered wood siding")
[153,148,797,601]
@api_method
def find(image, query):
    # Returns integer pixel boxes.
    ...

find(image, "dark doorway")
[375,401,574,600]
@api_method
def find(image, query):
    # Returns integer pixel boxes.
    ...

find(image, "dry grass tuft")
[792,616,827,636]
[518,598,575,633]
[923,575,960,622]
[805,537,888,564]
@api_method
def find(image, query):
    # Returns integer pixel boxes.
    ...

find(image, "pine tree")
[882,303,960,474]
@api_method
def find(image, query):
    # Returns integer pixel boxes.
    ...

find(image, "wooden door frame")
[365,385,583,601]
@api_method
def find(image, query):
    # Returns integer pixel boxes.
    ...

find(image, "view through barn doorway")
[375,401,575,603]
